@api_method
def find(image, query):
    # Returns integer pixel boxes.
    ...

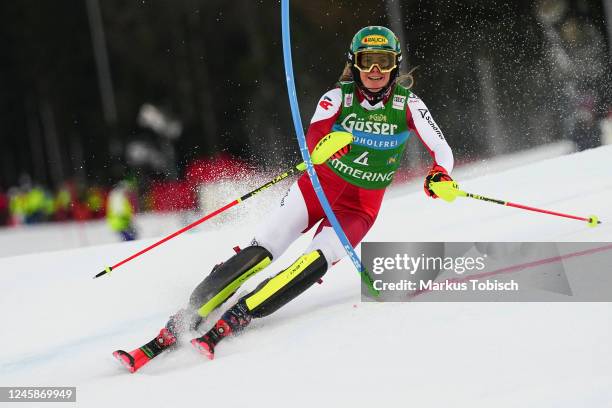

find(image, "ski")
[113,328,177,373]
[190,335,216,360]
[113,299,248,371]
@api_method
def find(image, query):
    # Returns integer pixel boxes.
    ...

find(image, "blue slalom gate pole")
[280,0,378,296]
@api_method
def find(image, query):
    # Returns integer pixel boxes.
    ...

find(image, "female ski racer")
[113,26,455,372]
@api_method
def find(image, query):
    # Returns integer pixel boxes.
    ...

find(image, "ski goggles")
[353,50,398,73]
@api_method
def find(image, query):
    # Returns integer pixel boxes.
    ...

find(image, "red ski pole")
[430,181,602,226]
[504,201,600,224]
[94,163,303,278]
[93,131,353,278]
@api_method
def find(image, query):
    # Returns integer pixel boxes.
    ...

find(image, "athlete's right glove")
[424,165,452,199]
[330,144,351,161]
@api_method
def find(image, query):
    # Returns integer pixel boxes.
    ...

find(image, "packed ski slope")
[1,145,611,408]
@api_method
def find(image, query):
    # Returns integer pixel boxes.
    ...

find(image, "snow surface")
[0,146,611,408]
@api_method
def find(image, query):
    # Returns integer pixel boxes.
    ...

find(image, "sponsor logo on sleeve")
[319,95,333,111]
[392,95,406,110]
[417,109,445,141]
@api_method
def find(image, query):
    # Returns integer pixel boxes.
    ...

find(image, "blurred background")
[0,0,609,248]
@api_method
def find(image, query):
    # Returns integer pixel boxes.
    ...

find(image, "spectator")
[23,186,53,224]
[53,182,73,222]
[106,180,138,241]
[0,190,8,226]
[8,187,27,225]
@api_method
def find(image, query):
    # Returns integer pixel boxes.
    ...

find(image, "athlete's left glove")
[424,165,452,198]
[330,144,351,161]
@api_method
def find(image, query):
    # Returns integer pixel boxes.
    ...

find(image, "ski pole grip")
[310,131,353,165]
[430,181,463,203]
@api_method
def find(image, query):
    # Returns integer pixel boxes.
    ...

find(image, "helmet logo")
[362,35,388,45]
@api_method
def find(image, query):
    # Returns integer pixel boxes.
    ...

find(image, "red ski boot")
[191,301,252,360]
[190,319,232,360]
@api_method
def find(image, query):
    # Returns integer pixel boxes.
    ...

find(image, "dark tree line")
[0,0,609,189]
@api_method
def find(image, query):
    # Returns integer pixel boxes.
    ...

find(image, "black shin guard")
[192,251,328,356]
[241,250,328,318]
[188,245,273,319]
